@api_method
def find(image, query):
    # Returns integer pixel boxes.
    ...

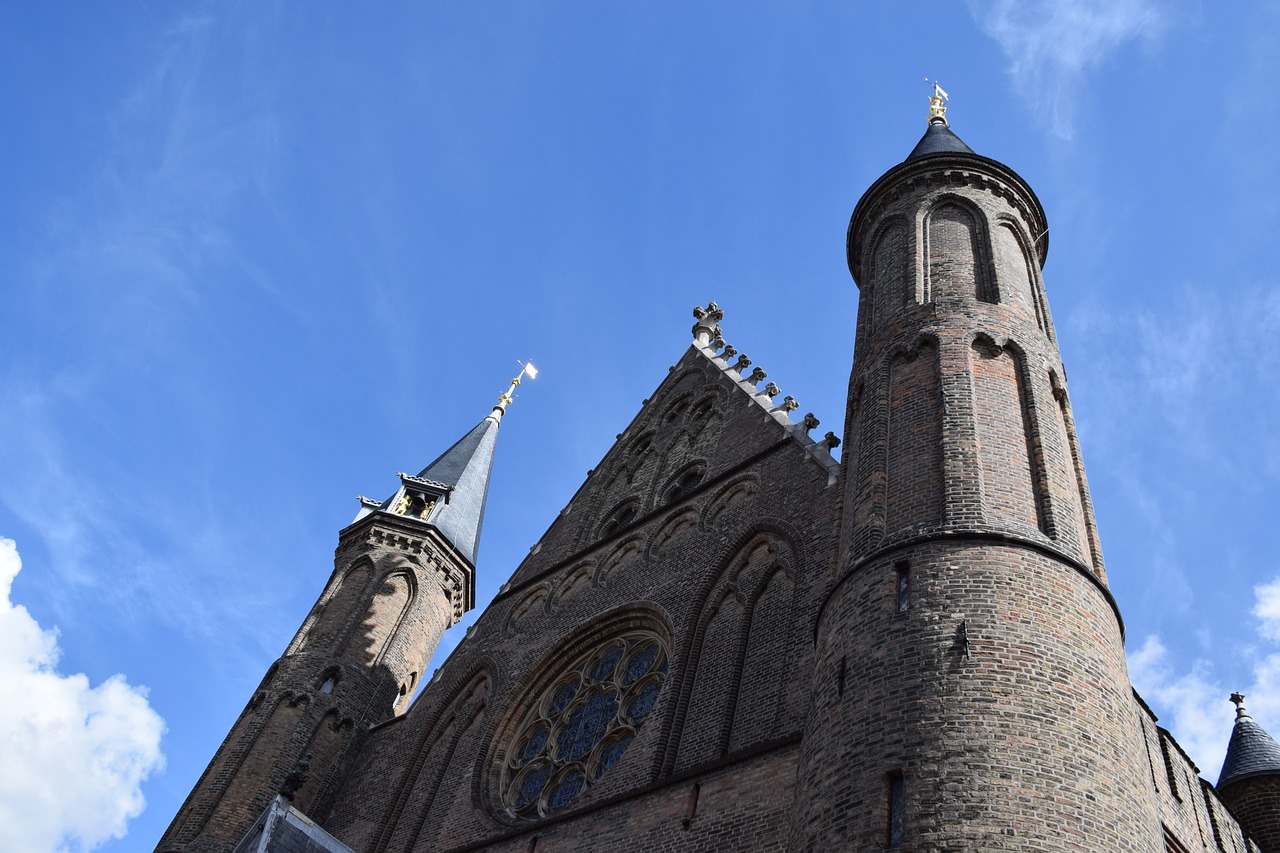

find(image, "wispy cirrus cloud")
[0,9,294,652]
[968,0,1169,138]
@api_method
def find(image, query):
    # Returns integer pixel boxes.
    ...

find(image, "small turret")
[1218,693,1280,852]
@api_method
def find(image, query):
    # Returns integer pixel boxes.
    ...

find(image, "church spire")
[356,363,536,567]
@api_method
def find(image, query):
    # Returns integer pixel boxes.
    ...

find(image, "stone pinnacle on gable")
[692,301,723,345]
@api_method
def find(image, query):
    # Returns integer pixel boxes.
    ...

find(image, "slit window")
[895,563,910,613]
[887,771,905,848]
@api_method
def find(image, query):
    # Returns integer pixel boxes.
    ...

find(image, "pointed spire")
[1218,692,1280,788]
[356,365,536,566]
[905,82,976,162]
[409,415,501,566]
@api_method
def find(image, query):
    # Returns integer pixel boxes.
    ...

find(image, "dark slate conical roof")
[413,413,501,566]
[905,118,976,162]
[1218,704,1280,787]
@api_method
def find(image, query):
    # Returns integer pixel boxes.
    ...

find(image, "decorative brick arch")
[991,213,1050,333]
[364,569,419,668]
[969,331,1052,537]
[595,535,645,588]
[919,193,995,304]
[660,521,804,775]
[550,560,598,610]
[701,472,760,529]
[864,213,912,326]
[504,584,551,637]
[646,506,700,561]
[292,558,376,654]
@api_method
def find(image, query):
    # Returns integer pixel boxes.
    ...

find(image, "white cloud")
[1128,634,1229,776]
[1130,577,1280,781]
[969,0,1168,138]
[1254,577,1280,642]
[0,538,165,853]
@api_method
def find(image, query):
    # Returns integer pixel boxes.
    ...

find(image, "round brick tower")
[790,97,1162,850]
[158,387,520,852]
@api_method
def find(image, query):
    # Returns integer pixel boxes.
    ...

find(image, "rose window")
[501,631,669,819]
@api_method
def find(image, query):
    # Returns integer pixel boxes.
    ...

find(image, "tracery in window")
[501,631,669,820]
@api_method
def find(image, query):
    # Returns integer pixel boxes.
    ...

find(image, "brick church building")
[158,97,1280,852]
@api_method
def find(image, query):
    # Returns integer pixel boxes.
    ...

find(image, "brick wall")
[1218,773,1279,851]
[322,343,840,851]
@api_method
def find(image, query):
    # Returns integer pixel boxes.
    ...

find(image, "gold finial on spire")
[924,78,949,125]
[493,361,538,417]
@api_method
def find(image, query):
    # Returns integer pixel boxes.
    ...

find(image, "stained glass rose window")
[501,631,669,819]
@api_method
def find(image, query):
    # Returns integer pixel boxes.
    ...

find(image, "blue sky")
[1,2,1278,850]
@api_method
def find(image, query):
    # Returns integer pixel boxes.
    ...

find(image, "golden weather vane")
[494,360,538,416]
[923,78,949,124]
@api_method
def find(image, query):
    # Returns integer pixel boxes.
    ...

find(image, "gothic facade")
[159,108,1280,852]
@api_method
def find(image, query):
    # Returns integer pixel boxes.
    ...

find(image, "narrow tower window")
[887,771,905,848]
[1159,733,1182,802]
[895,562,910,613]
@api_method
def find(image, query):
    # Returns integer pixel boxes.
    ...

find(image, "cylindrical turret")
[790,107,1161,851]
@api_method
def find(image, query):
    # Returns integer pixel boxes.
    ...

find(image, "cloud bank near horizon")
[0,538,165,853]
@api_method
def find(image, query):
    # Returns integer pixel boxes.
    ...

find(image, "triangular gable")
[505,330,838,588]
